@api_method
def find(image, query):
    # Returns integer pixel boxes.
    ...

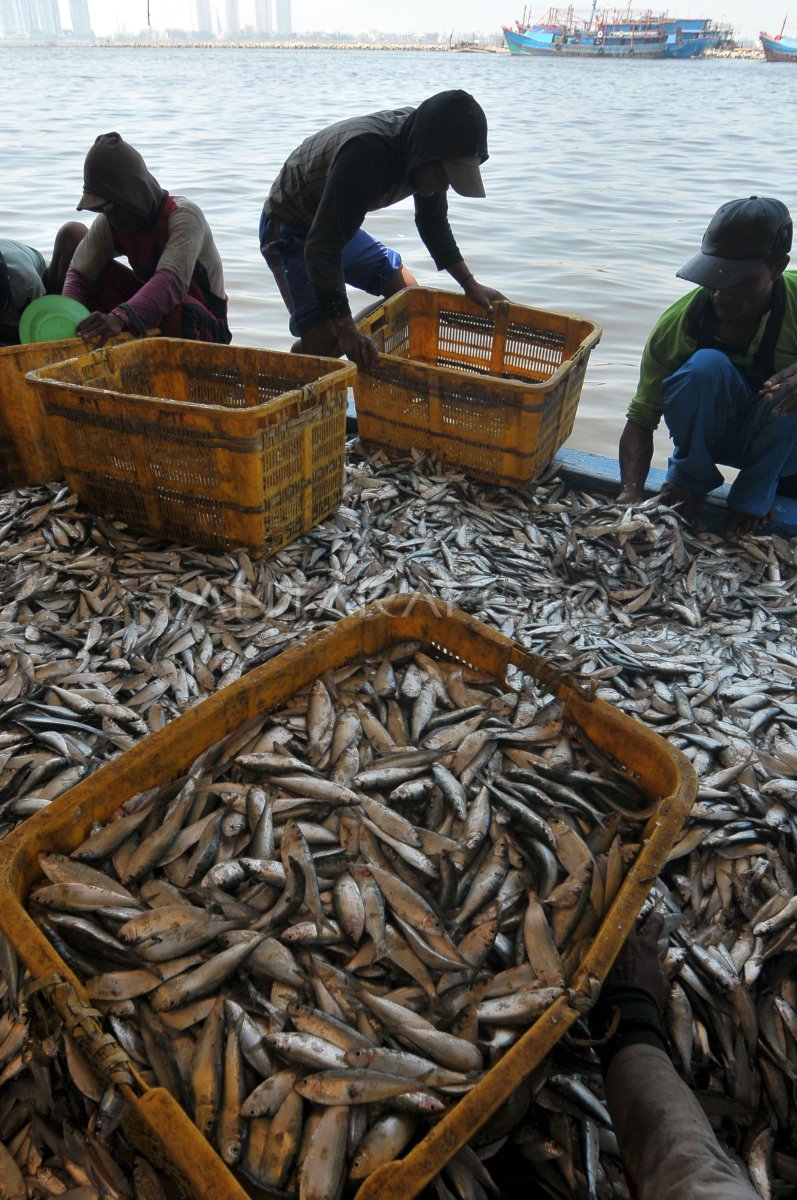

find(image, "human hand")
[332,318,380,370]
[462,278,507,314]
[760,364,797,415]
[608,912,669,1009]
[76,311,125,347]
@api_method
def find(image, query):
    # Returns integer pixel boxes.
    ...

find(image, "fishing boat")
[759,30,797,60]
[503,4,730,58]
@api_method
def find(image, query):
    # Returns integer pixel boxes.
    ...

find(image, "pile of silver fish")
[1,439,797,1198]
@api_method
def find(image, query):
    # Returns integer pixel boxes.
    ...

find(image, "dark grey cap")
[676,196,792,289]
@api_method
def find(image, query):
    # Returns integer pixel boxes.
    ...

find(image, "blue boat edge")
[552,448,797,538]
[759,31,797,61]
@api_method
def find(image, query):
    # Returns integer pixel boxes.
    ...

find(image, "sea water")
[3,46,794,464]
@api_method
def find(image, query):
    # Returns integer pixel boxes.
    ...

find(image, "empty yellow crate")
[0,595,695,1200]
[355,288,601,487]
[0,334,137,490]
[27,339,355,554]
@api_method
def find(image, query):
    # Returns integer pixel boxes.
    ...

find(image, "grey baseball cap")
[676,196,792,289]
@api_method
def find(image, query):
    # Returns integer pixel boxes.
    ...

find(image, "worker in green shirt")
[618,196,797,536]
[0,225,86,345]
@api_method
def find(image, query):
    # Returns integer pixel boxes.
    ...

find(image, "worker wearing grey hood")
[64,133,230,345]
[261,90,505,366]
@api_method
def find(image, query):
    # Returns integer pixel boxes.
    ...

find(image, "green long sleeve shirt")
[626,271,797,431]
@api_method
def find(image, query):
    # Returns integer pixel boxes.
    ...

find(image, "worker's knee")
[669,348,740,388]
[45,222,89,293]
[54,221,89,260]
[383,264,417,296]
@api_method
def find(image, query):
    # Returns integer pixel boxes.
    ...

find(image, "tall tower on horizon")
[0,0,26,36]
[31,0,61,35]
[254,0,272,36]
[225,0,239,36]
[275,0,291,36]
[194,0,213,34]
[69,0,92,37]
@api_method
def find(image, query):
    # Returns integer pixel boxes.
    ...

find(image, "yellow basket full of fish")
[0,596,696,1200]
[354,288,602,488]
[25,338,355,555]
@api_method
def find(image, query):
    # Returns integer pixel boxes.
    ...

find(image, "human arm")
[413,196,506,311]
[301,140,398,366]
[618,419,655,503]
[68,205,206,342]
[590,919,759,1200]
[303,138,393,327]
[63,217,124,342]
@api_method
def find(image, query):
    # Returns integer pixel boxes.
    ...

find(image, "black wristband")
[588,980,672,1071]
[118,303,148,337]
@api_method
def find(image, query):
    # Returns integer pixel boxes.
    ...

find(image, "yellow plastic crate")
[0,595,695,1200]
[0,338,94,488]
[26,339,355,554]
[0,335,138,490]
[354,288,602,487]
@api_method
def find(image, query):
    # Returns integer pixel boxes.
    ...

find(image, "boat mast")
[586,0,598,29]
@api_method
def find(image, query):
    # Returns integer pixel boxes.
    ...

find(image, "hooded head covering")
[77,133,167,223]
[404,91,489,196]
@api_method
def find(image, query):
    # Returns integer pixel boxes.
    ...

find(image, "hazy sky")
[72,2,791,45]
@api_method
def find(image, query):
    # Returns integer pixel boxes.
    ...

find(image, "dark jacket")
[264,90,489,320]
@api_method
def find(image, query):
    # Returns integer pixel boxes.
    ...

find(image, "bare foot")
[617,485,644,506]
[725,509,771,537]
[658,482,699,523]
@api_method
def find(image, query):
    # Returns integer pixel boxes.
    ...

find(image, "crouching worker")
[618,196,797,536]
[63,132,231,346]
[260,90,505,368]
[0,225,87,345]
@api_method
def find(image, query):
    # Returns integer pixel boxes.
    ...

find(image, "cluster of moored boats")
[503,6,797,61]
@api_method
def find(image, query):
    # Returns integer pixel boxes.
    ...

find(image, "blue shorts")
[259,211,402,338]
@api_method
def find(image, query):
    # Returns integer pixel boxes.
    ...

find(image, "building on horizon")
[32,0,60,34]
[0,0,25,35]
[275,0,291,36]
[254,0,272,36]
[0,0,61,36]
[69,0,92,37]
[225,0,239,36]
[194,0,213,35]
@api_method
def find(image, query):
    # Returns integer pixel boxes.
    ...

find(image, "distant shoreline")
[0,39,765,59]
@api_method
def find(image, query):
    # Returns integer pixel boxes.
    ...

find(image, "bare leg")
[44,221,88,293]
[383,263,417,295]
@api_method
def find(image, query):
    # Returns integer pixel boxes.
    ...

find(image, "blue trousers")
[663,349,797,515]
[259,212,402,339]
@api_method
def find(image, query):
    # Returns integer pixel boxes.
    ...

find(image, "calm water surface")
[3,47,793,465]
